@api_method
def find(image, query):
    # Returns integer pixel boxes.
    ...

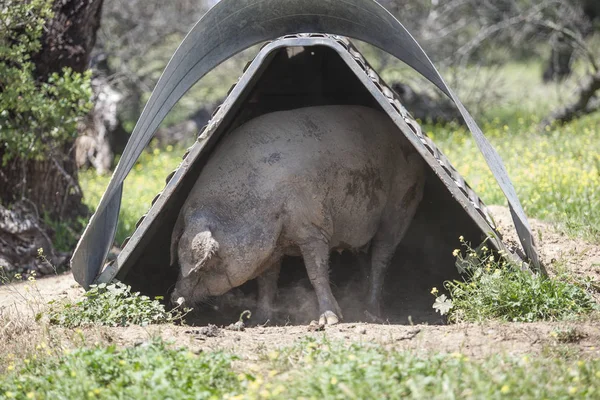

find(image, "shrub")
[0,0,93,164]
[437,239,597,323]
[47,282,187,328]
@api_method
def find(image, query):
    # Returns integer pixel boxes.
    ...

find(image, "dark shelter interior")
[119,44,488,325]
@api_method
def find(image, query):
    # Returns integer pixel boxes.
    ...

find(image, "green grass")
[261,338,600,399]
[427,112,600,243]
[2,338,600,399]
[0,340,240,399]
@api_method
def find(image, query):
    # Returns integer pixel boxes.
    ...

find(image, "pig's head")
[170,220,232,307]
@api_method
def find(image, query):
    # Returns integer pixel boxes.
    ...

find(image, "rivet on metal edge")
[165,170,177,184]
[226,84,237,96]
[381,86,394,99]
[121,236,131,248]
[135,214,146,229]
[197,125,208,141]
[151,192,162,206]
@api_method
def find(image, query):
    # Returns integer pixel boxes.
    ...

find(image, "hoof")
[318,310,340,325]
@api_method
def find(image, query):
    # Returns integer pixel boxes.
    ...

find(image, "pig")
[170,105,426,325]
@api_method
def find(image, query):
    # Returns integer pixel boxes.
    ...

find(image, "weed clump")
[47,282,186,328]
[435,239,597,323]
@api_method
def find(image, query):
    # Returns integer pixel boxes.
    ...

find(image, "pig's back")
[184,105,418,215]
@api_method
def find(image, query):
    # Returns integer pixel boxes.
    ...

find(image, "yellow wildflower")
[569,387,578,395]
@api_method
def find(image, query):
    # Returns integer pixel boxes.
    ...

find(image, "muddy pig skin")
[170,105,426,325]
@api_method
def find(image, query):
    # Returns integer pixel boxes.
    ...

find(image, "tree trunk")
[542,36,575,83]
[31,0,104,81]
[0,0,104,275]
[543,70,600,126]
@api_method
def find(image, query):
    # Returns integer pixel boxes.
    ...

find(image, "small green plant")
[437,238,596,323]
[0,339,241,399]
[47,282,187,328]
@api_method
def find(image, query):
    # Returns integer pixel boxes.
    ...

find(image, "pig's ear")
[182,230,219,278]
[170,213,185,267]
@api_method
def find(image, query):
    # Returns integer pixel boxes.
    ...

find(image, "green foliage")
[47,282,186,328]
[0,0,93,164]
[441,239,596,323]
[260,338,600,399]
[3,338,600,399]
[0,340,241,400]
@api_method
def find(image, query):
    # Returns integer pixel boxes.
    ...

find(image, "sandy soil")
[1,206,599,360]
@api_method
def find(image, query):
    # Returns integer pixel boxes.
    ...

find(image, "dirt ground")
[0,206,599,360]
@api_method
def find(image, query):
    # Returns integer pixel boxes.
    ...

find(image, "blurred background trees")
[1,0,598,274]
[90,0,599,157]
[0,0,102,272]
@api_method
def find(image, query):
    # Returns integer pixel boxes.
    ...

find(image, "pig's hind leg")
[253,259,281,325]
[300,240,343,325]
[367,181,424,320]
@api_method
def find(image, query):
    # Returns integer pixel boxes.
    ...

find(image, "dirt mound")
[489,205,600,292]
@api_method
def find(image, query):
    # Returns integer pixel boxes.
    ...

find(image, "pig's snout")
[170,290,187,308]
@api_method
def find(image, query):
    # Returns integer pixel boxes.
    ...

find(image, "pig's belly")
[328,212,383,251]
